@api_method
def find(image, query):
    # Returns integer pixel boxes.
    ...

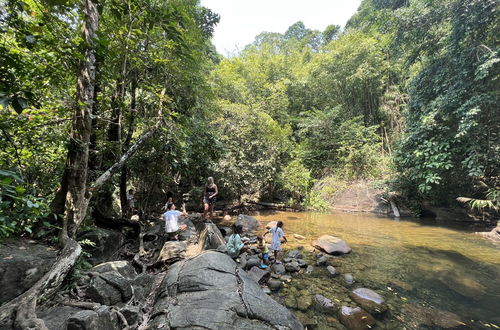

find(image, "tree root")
[0,239,81,329]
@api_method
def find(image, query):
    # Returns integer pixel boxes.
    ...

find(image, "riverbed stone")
[327,265,338,276]
[268,279,282,291]
[85,271,132,305]
[306,265,314,274]
[316,256,328,266]
[148,251,302,329]
[245,257,261,270]
[297,259,307,267]
[272,262,286,275]
[288,250,303,259]
[313,294,335,313]
[339,306,375,330]
[344,273,354,285]
[247,266,270,284]
[236,214,261,232]
[294,234,306,240]
[285,261,301,273]
[313,235,352,255]
[350,288,387,315]
[119,305,141,327]
[89,260,137,280]
[66,306,118,330]
[402,304,466,329]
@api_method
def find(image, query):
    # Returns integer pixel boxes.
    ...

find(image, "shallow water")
[253,211,500,329]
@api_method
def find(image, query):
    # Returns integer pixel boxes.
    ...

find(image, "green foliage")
[279,158,312,204]
[0,169,49,239]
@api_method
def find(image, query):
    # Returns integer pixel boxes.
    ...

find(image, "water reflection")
[254,211,500,328]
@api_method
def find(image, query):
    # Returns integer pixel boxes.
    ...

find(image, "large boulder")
[197,223,226,251]
[78,228,125,264]
[147,251,303,329]
[350,288,387,315]
[247,266,271,285]
[339,306,375,330]
[0,240,57,304]
[236,214,261,232]
[312,235,352,255]
[156,241,187,264]
[65,306,118,330]
[85,271,133,305]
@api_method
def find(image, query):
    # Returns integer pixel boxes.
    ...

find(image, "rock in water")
[236,214,262,232]
[306,265,314,274]
[350,288,388,315]
[293,234,306,240]
[402,304,466,329]
[339,306,375,330]
[316,256,328,266]
[313,294,335,313]
[344,273,354,285]
[245,257,261,270]
[312,235,352,255]
[157,241,187,264]
[147,251,303,329]
[326,265,337,276]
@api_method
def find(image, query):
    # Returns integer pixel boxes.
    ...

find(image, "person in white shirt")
[126,189,136,217]
[163,202,187,241]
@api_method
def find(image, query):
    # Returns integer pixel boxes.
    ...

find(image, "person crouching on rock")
[270,221,287,264]
[163,202,187,241]
[257,235,269,269]
[226,224,248,258]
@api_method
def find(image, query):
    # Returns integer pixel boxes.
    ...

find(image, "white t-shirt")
[163,210,181,233]
[270,227,284,251]
[126,193,135,208]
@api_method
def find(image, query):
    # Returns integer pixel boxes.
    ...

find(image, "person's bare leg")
[209,203,215,219]
[203,202,209,219]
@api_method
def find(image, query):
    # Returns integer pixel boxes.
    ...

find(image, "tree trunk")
[60,0,99,246]
[120,72,138,215]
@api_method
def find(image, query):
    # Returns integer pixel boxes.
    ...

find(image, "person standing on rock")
[163,202,187,241]
[226,224,248,258]
[203,177,218,221]
[270,221,287,264]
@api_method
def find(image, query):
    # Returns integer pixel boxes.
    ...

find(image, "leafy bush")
[0,169,49,239]
[278,158,312,205]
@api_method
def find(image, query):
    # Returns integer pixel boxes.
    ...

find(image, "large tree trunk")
[60,0,99,246]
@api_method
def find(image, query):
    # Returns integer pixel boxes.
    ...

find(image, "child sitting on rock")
[269,221,287,264]
[226,224,248,258]
[257,236,269,269]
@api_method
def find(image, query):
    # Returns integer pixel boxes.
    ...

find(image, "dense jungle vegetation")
[1,0,499,240]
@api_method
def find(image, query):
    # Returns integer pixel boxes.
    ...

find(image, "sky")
[200,0,363,56]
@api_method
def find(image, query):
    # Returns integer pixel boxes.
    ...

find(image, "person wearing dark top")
[203,177,218,221]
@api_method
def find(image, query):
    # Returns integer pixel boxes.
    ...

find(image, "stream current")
[253,211,500,329]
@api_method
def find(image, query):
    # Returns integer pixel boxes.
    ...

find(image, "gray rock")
[148,251,302,329]
[268,279,282,292]
[78,228,125,264]
[0,240,57,304]
[344,273,354,285]
[297,259,307,267]
[327,265,338,276]
[305,265,314,274]
[119,305,141,327]
[239,252,248,269]
[157,241,187,264]
[265,221,277,229]
[339,306,375,330]
[312,235,352,255]
[281,275,292,282]
[313,294,335,313]
[86,271,132,305]
[198,223,226,251]
[66,306,118,330]
[236,214,261,232]
[283,257,293,263]
[89,260,137,280]
[245,257,261,270]
[131,273,154,302]
[288,250,303,259]
[247,266,270,284]
[272,262,286,275]
[293,234,306,240]
[285,261,301,273]
[350,288,388,315]
[262,286,271,294]
[316,256,328,266]
[39,306,83,330]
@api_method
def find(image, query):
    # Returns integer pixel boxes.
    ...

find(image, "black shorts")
[204,197,216,205]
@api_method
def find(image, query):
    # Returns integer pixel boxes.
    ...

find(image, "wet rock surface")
[313,235,352,255]
[339,306,376,330]
[350,288,387,315]
[148,251,303,329]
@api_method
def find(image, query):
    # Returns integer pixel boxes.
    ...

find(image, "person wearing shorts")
[203,177,218,221]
